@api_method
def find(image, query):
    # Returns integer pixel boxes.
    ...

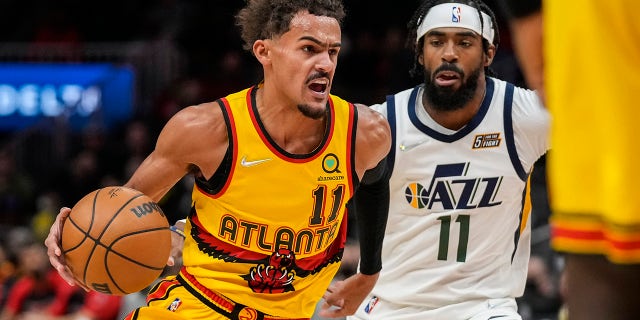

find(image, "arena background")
[0,1,560,320]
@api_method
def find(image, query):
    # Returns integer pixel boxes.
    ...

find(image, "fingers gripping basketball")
[61,186,171,295]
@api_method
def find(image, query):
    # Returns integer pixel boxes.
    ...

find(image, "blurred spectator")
[30,192,60,244]
[332,30,379,105]
[0,243,83,319]
[17,291,122,320]
[153,49,257,125]
[0,147,35,226]
[371,27,415,100]
[154,77,207,123]
[0,243,18,310]
[112,119,154,181]
[121,120,151,179]
[55,150,102,207]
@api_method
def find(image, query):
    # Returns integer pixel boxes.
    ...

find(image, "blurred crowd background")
[0,1,561,320]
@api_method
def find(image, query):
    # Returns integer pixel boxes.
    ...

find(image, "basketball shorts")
[347,295,521,320]
[548,110,640,263]
[124,275,309,320]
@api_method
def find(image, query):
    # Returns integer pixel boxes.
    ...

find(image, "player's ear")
[253,39,271,65]
[484,43,496,66]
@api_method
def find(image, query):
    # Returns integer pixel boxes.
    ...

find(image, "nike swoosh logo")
[399,139,429,152]
[240,156,272,167]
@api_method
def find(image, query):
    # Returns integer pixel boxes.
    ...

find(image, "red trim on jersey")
[551,227,602,240]
[345,102,356,195]
[179,268,235,312]
[123,309,137,320]
[198,97,237,199]
[552,226,640,250]
[326,97,337,145]
[146,277,181,304]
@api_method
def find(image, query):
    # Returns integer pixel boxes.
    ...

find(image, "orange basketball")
[61,186,171,295]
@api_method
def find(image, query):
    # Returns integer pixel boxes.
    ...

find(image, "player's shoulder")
[354,102,391,156]
[488,78,549,138]
[171,101,224,125]
[488,77,544,111]
[354,103,389,128]
[488,77,538,99]
[160,100,228,144]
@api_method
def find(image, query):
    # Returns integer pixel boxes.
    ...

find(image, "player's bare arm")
[124,101,229,201]
[45,101,229,286]
[124,101,229,268]
[508,11,544,102]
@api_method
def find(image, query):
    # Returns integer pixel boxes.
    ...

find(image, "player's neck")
[255,88,328,154]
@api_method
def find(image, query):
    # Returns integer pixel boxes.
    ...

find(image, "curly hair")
[235,0,346,52]
[405,0,501,78]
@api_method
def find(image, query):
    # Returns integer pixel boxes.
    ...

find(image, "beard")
[423,62,482,111]
[298,104,328,120]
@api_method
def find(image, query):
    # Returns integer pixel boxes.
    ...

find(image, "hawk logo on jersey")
[404,162,503,211]
[472,133,501,149]
[243,248,296,293]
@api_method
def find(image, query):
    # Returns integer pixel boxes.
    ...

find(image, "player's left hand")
[45,207,90,291]
[167,220,185,269]
[318,272,379,318]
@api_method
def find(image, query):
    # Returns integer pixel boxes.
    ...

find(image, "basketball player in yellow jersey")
[499,0,640,319]
[44,1,391,319]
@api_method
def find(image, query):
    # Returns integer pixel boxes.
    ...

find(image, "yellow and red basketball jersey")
[182,86,357,318]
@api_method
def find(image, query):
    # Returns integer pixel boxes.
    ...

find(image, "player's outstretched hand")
[44,207,89,290]
[318,272,379,318]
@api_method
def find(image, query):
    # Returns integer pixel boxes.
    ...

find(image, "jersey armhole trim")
[503,83,528,181]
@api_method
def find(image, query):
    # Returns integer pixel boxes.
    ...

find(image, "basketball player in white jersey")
[338,0,550,319]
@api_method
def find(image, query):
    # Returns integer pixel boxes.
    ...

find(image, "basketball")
[61,186,171,295]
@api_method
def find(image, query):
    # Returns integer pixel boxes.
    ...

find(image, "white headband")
[416,3,494,43]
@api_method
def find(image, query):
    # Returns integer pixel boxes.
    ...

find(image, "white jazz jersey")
[352,78,549,319]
